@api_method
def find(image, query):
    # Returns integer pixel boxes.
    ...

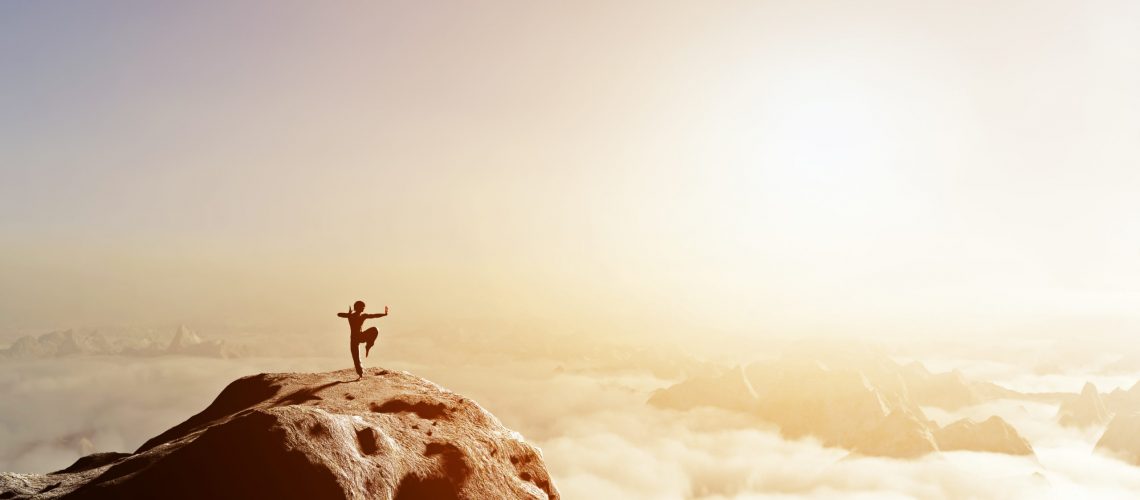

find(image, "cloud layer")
[4,348,1140,498]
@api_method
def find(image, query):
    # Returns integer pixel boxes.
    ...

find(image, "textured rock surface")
[0,368,559,499]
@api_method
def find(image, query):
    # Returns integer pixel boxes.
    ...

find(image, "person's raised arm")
[363,305,389,319]
[337,304,352,318]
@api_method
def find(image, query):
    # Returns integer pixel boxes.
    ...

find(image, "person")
[337,300,388,378]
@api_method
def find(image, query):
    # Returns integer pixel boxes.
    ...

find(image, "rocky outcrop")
[1057,382,1111,428]
[1095,412,1140,465]
[0,368,559,499]
[934,416,1034,456]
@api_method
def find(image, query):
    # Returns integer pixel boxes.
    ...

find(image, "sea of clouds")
[4,339,1140,499]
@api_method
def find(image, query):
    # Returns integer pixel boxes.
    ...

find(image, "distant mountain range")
[0,326,248,359]
[649,345,1040,459]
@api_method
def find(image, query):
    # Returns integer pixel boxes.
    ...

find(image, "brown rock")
[0,368,558,500]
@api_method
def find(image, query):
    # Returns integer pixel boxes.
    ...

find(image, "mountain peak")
[1058,381,1110,428]
[167,325,203,351]
[0,368,559,499]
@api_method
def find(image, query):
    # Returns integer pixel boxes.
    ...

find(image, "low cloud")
[0,355,344,472]
[5,346,1140,498]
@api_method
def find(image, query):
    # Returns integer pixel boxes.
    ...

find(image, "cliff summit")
[0,368,559,499]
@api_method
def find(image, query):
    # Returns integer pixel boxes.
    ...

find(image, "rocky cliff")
[0,368,559,499]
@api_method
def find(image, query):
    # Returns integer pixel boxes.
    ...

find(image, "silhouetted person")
[337,301,388,378]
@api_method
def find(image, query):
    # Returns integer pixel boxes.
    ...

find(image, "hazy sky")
[2,1,1139,339]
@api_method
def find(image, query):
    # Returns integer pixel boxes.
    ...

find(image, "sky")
[2,0,1139,341]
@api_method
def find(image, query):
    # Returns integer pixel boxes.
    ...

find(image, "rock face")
[1057,382,1111,428]
[648,348,1036,459]
[1095,412,1140,465]
[0,368,559,500]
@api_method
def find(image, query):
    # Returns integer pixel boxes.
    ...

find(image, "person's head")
[353,300,366,313]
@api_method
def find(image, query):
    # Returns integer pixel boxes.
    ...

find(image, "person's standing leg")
[351,336,363,377]
[364,327,378,357]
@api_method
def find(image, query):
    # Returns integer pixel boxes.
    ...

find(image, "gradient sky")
[2,1,1139,340]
